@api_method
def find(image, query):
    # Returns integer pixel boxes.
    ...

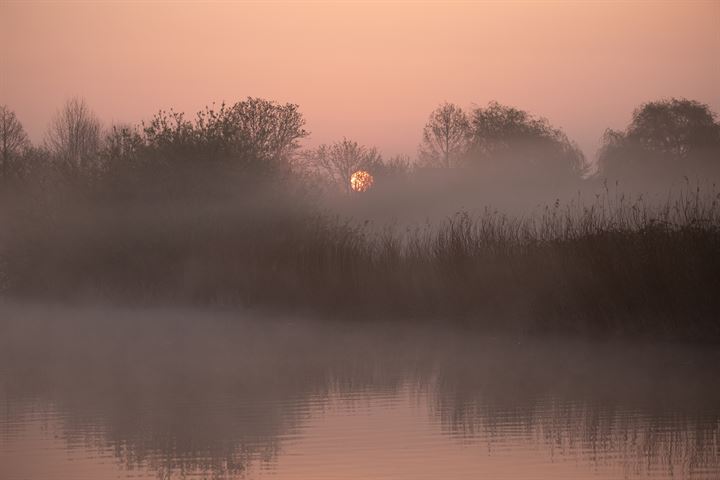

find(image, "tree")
[597,98,720,181]
[137,99,308,171]
[228,97,308,169]
[467,101,587,182]
[302,139,383,193]
[0,105,30,179]
[419,102,470,168]
[45,97,102,174]
[98,99,309,196]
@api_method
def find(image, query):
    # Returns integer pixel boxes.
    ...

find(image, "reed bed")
[1,185,719,340]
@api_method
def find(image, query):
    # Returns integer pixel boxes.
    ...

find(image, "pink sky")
[1,1,719,164]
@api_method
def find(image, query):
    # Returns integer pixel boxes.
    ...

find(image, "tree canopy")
[0,105,30,180]
[466,101,587,183]
[597,98,720,182]
[102,98,309,195]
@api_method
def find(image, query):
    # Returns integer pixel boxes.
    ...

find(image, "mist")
[2,2,719,478]
[2,305,718,479]
[1,96,719,340]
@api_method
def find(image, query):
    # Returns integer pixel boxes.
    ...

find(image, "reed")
[1,183,719,340]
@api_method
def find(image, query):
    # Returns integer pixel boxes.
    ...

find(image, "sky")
[1,1,719,164]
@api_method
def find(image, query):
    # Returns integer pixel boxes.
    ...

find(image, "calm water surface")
[1,306,718,479]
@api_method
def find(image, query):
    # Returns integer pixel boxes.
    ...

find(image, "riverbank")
[2,187,718,342]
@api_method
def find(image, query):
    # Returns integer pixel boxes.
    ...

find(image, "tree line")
[417,99,720,186]
[1,96,718,195]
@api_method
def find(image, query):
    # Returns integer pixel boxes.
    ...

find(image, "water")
[1,305,718,479]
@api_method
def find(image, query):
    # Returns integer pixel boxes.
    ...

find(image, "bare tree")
[46,97,102,173]
[302,139,382,193]
[0,105,30,179]
[419,102,470,168]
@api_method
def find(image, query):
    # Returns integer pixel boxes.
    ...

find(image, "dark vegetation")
[1,98,719,340]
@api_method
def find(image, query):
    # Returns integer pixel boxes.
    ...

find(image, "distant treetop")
[597,98,720,182]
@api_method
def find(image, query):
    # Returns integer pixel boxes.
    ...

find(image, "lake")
[1,305,718,479]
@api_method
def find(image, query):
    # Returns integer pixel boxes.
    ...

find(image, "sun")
[350,170,374,192]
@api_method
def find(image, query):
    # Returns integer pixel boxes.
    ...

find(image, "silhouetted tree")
[302,139,382,193]
[467,101,587,183]
[0,105,30,180]
[45,98,103,175]
[228,97,308,169]
[131,99,307,170]
[597,98,720,182]
[100,99,308,196]
[103,124,142,164]
[419,102,470,168]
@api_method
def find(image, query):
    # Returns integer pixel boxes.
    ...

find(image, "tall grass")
[1,183,719,340]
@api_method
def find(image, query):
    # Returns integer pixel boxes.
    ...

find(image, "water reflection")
[1,305,718,479]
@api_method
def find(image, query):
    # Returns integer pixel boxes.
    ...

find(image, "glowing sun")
[350,170,374,192]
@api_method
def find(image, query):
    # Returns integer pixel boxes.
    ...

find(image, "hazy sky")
[1,1,718,163]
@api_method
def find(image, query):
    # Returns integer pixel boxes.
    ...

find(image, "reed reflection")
[1,306,718,479]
